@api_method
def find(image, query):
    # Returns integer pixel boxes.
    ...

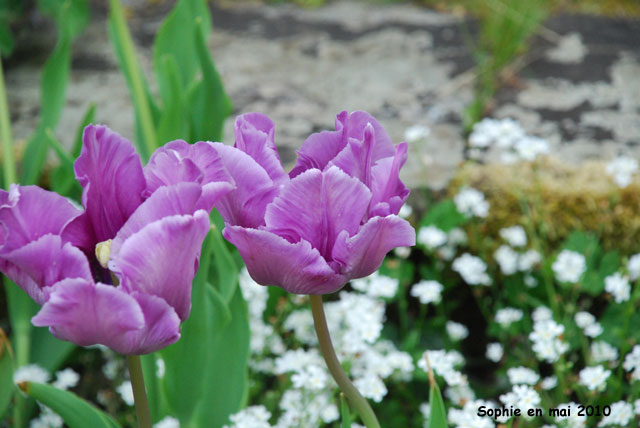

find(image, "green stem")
[108,0,157,159]
[309,295,381,428]
[126,355,152,428]
[0,59,17,186]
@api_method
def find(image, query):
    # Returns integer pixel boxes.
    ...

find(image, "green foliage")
[20,382,121,428]
[0,0,23,56]
[0,336,14,419]
[340,394,351,428]
[427,379,447,428]
[419,199,468,231]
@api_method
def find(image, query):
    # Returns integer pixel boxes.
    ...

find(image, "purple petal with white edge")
[223,226,347,294]
[234,113,288,186]
[144,140,232,195]
[0,235,91,304]
[290,111,396,178]
[110,210,210,321]
[65,125,146,250]
[209,143,279,228]
[369,142,410,217]
[332,215,415,279]
[265,167,371,258]
[0,185,82,252]
[327,122,376,187]
[32,279,180,354]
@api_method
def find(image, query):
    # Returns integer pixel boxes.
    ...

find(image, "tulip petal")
[290,111,396,178]
[32,279,180,355]
[369,142,410,217]
[209,143,279,228]
[332,215,416,278]
[223,225,346,294]
[110,211,210,321]
[0,185,82,252]
[66,125,146,250]
[234,113,288,186]
[265,166,371,258]
[327,122,376,187]
[0,235,91,304]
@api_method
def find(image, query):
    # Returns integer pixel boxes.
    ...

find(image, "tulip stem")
[126,355,152,428]
[309,295,381,428]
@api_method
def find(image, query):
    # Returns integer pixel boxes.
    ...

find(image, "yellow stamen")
[95,239,112,269]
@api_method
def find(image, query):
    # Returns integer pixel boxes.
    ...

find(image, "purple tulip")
[213,111,415,294]
[0,125,233,354]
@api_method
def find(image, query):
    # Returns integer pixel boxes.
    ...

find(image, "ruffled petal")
[290,111,396,178]
[327,122,376,187]
[209,143,279,228]
[331,215,416,279]
[0,185,82,252]
[65,125,146,250]
[144,140,233,211]
[223,225,346,294]
[0,235,91,304]
[110,211,210,321]
[234,113,288,186]
[32,279,180,355]
[265,166,371,258]
[369,142,410,217]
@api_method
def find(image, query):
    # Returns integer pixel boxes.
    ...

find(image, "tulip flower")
[0,125,232,355]
[213,111,415,295]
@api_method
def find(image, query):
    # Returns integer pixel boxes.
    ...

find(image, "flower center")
[95,239,112,269]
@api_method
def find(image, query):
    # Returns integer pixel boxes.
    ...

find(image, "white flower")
[116,381,134,406]
[500,385,540,415]
[623,345,640,380]
[52,368,79,390]
[554,402,586,428]
[634,399,640,415]
[351,271,398,298]
[574,311,596,329]
[419,350,466,387]
[584,323,603,338]
[628,253,640,280]
[514,136,549,161]
[598,401,633,427]
[604,272,631,303]
[156,358,166,378]
[225,406,271,428]
[541,376,557,390]
[452,253,491,286]
[417,225,448,249]
[30,408,63,428]
[579,366,611,391]
[354,375,387,402]
[13,364,49,384]
[606,156,638,188]
[591,341,618,363]
[495,308,523,327]
[454,187,489,218]
[398,204,413,219]
[524,275,538,288]
[446,321,469,341]
[494,246,519,275]
[519,250,542,271]
[239,267,269,319]
[486,343,503,362]
[410,280,443,304]
[404,125,430,143]
[394,246,411,258]
[154,416,180,428]
[448,228,468,246]
[291,365,327,390]
[530,319,568,363]
[552,250,586,283]
[499,226,527,247]
[532,306,553,322]
[507,367,539,385]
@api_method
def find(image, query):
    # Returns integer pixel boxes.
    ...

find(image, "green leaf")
[427,380,447,428]
[71,103,95,157]
[155,55,187,143]
[37,0,89,39]
[210,224,238,303]
[340,394,351,428]
[563,231,600,268]
[152,0,211,88]
[29,328,75,372]
[0,335,14,420]
[194,287,250,428]
[188,18,233,142]
[420,199,467,231]
[0,20,14,56]
[140,353,162,423]
[20,382,121,428]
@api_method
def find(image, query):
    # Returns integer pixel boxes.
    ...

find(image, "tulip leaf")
[428,380,448,428]
[140,353,163,423]
[20,382,120,428]
[188,18,232,143]
[71,102,95,157]
[30,327,75,372]
[0,336,14,420]
[420,199,467,231]
[194,286,250,428]
[210,224,238,304]
[155,55,187,143]
[340,394,351,428]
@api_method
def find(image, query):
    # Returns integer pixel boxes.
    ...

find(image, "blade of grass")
[0,59,16,186]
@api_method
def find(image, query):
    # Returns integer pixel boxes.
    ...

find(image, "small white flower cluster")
[500,384,541,418]
[506,367,539,385]
[13,364,50,385]
[350,271,399,299]
[529,319,568,363]
[590,341,618,363]
[485,343,503,363]
[404,124,430,143]
[29,407,63,428]
[495,308,523,327]
[417,225,468,261]
[574,311,603,338]
[598,401,634,427]
[552,250,586,283]
[578,365,611,391]
[117,381,134,406]
[417,225,448,249]
[452,253,491,286]
[223,405,272,428]
[454,187,489,218]
[623,345,640,380]
[499,226,527,247]
[468,117,549,163]
[554,402,586,428]
[446,321,469,341]
[606,156,638,188]
[154,416,180,428]
[411,279,444,305]
[418,350,466,387]
[448,399,496,428]
[604,272,631,303]
[627,253,640,280]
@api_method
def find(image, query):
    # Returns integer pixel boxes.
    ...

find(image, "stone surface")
[6,1,640,189]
